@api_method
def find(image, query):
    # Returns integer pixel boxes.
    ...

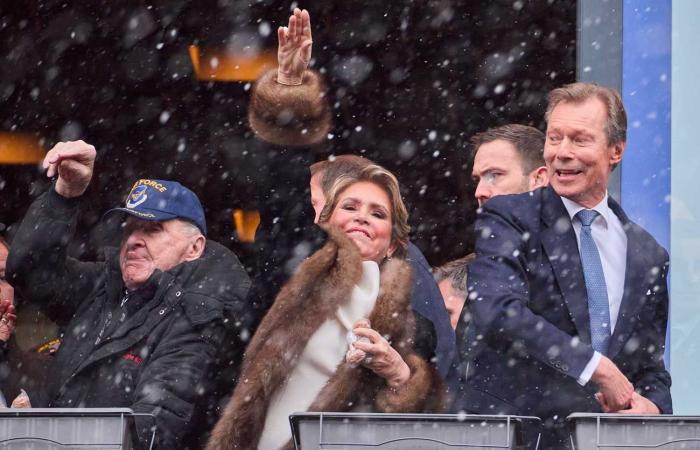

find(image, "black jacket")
[7,187,251,449]
[406,243,455,377]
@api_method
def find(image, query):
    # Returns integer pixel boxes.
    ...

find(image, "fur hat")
[248,68,332,147]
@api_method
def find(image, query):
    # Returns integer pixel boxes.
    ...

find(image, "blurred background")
[0,0,576,268]
[5,0,700,416]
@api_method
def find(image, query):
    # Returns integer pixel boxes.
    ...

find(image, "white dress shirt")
[560,194,627,385]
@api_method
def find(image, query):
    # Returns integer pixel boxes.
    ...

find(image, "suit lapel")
[539,187,592,344]
[607,198,650,358]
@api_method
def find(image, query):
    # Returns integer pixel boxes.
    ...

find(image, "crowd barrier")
[290,413,542,449]
[2,410,698,449]
[0,408,152,450]
[568,413,700,450]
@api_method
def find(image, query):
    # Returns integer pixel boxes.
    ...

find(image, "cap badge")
[126,185,148,209]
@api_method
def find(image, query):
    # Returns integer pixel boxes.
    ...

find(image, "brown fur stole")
[206,229,441,450]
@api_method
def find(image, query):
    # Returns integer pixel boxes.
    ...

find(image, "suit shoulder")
[480,188,547,223]
[625,219,669,262]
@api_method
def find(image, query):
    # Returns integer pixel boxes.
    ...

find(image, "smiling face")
[472,139,531,206]
[544,97,625,208]
[328,181,396,263]
[119,218,204,290]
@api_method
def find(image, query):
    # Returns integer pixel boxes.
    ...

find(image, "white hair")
[175,219,204,239]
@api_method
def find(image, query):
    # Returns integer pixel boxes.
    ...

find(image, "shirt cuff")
[577,351,602,386]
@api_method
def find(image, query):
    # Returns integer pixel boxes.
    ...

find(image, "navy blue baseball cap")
[105,179,207,235]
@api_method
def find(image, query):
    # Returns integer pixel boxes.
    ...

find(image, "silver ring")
[0,317,7,324]
[364,355,373,364]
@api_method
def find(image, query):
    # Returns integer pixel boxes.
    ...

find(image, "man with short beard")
[7,141,250,449]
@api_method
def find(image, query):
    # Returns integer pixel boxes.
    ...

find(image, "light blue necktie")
[577,209,611,355]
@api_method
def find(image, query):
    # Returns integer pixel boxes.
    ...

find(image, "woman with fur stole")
[207,160,443,449]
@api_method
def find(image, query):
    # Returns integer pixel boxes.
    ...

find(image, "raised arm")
[247,8,331,146]
[7,141,103,323]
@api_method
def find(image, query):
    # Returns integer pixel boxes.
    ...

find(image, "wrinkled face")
[0,244,13,305]
[328,181,395,263]
[544,98,624,208]
[310,172,325,224]
[472,140,531,206]
[119,218,197,290]
[438,279,466,330]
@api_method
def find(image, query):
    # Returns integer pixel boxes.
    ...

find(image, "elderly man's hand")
[43,140,96,198]
[591,356,634,411]
[277,8,312,85]
[352,324,410,387]
[0,297,16,342]
[596,391,661,414]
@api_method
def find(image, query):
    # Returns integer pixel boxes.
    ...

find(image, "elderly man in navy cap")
[7,141,250,449]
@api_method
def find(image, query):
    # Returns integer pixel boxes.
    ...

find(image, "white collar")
[561,193,613,229]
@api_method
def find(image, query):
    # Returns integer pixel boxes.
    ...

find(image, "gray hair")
[176,219,204,238]
[545,82,627,146]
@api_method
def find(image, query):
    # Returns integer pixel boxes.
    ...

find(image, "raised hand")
[43,140,96,198]
[277,8,312,85]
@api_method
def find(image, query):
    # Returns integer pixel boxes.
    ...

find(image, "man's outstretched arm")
[7,141,102,323]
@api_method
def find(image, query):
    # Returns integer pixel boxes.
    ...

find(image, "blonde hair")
[319,164,410,258]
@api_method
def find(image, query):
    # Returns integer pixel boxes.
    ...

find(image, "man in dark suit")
[456,82,671,449]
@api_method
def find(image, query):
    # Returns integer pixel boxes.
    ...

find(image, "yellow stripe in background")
[0,132,45,164]
[189,45,276,82]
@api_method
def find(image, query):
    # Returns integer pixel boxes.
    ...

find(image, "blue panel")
[669,0,700,414]
[621,1,671,370]
[621,1,671,251]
